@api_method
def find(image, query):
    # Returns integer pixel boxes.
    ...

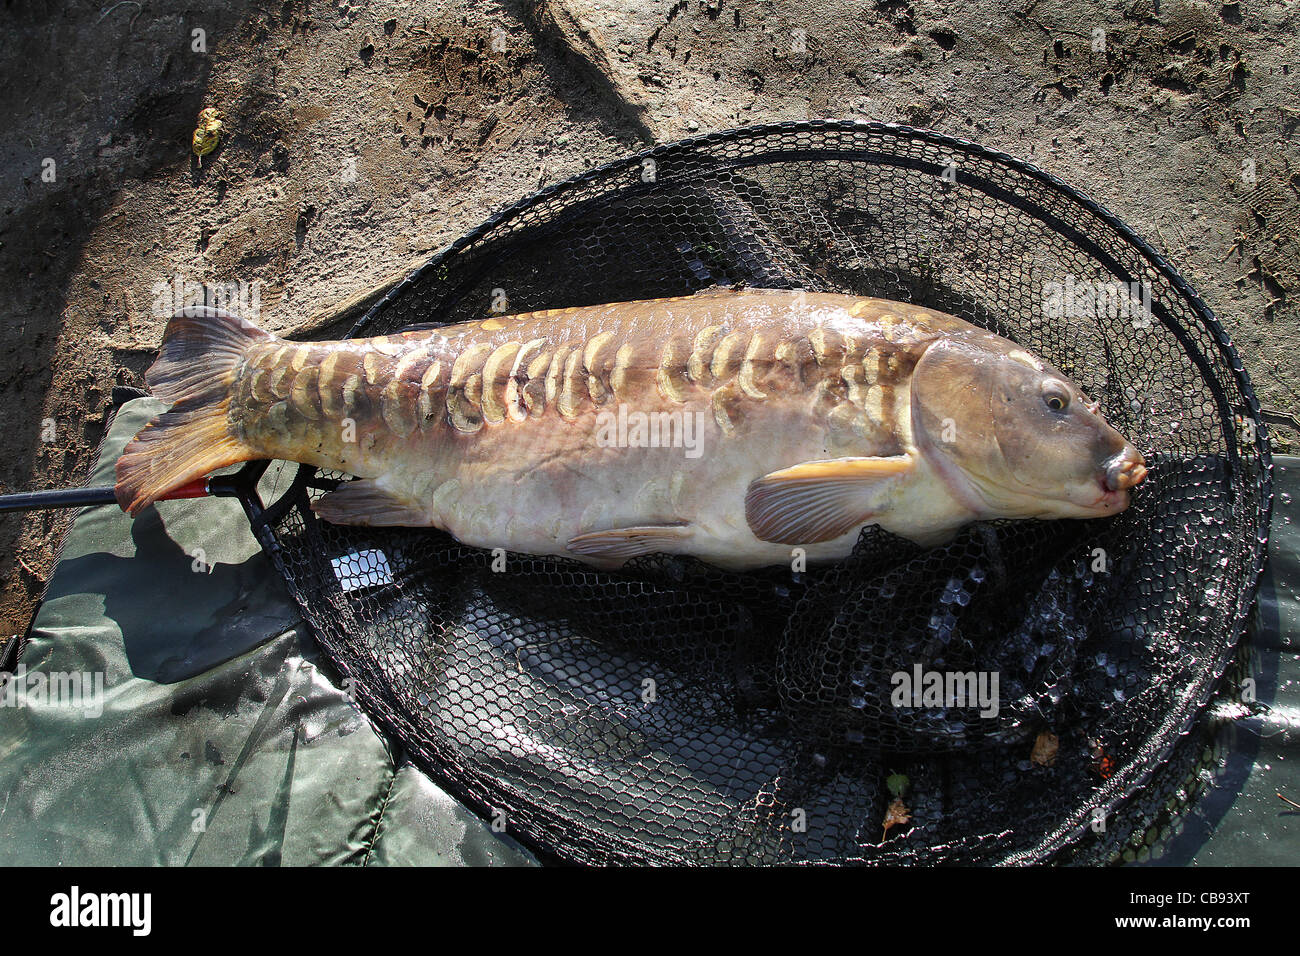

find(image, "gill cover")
[910,338,1006,489]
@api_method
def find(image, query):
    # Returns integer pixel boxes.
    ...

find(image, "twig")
[101,339,155,352]
[1222,228,1246,262]
[17,555,46,582]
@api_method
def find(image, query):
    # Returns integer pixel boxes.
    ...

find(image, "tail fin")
[115,307,273,515]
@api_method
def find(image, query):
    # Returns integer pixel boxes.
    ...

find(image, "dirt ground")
[1,0,1296,636]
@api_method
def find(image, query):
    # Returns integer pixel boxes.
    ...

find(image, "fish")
[114,289,1148,570]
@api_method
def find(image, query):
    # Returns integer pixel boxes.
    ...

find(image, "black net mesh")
[242,121,1270,865]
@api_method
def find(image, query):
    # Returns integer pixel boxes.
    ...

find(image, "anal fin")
[311,479,431,527]
[566,523,692,561]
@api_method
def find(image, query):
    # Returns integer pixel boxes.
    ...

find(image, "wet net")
[240,121,1270,865]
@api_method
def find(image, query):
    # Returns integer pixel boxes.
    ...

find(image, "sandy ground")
[0,0,1296,636]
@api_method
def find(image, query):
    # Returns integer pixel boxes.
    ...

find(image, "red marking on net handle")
[159,478,211,500]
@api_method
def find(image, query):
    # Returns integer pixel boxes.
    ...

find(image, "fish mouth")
[1082,447,1147,513]
[1104,447,1148,492]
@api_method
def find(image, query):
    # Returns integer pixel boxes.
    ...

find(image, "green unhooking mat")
[0,397,1294,865]
[0,398,535,866]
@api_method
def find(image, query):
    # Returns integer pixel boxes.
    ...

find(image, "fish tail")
[114,306,272,515]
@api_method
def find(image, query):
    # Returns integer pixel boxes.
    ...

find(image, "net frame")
[219,121,1271,865]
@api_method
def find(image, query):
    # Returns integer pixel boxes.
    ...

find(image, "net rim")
[238,120,1274,864]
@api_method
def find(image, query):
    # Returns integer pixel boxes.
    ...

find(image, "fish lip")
[1104,448,1149,492]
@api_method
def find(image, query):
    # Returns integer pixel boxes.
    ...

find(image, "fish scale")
[114,289,1147,570]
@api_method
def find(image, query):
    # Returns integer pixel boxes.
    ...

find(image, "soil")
[1,0,1296,636]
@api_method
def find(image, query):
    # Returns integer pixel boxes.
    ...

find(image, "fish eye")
[1041,380,1070,412]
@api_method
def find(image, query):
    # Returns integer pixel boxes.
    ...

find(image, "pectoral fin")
[566,523,692,560]
[312,479,431,527]
[744,455,914,544]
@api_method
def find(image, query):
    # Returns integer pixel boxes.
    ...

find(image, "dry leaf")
[881,797,911,843]
[1031,731,1059,767]
[192,107,224,162]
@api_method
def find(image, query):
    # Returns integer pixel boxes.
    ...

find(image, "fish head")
[911,337,1147,520]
